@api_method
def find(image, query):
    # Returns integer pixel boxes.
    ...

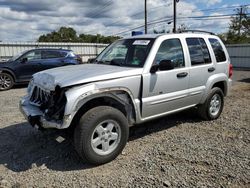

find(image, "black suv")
[0,48,82,91]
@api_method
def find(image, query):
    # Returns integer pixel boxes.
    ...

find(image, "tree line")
[38,27,121,43]
[219,6,250,44]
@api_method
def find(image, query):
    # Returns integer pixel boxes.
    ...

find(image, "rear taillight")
[229,64,233,78]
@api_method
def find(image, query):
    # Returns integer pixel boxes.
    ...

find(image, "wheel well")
[1,70,15,82]
[69,93,135,130]
[212,81,226,95]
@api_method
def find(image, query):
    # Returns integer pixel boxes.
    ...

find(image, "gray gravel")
[0,70,249,188]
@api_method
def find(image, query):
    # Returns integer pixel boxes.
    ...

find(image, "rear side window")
[209,38,226,62]
[186,38,211,66]
[154,38,185,68]
[42,50,63,59]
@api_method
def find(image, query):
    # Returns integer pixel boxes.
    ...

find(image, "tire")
[198,87,224,120]
[74,106,129,165]
[0,73,14,91]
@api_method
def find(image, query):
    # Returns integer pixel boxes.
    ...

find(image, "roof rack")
[179,30,215,35]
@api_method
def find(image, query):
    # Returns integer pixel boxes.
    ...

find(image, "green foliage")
[225,6,250,44]
[38,27,121,43]
[153,29,167,34]
[78,33,120,43]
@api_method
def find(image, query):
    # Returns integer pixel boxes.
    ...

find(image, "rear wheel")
[74,106,129,165]
[0,73,14,91]
[198,87,224,120]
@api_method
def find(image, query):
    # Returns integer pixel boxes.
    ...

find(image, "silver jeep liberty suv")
[20,31,232,164]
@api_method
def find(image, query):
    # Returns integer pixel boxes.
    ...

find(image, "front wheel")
[198,87,224,120]
[74,106,129,165]
[0,73,14,91]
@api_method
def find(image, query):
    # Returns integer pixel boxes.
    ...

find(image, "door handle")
[177,72,188,78]
[208,67,215,72]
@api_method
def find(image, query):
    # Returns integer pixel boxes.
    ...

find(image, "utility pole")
[145,0,147,34]
[238,6,243,35]
[173,0,179,33]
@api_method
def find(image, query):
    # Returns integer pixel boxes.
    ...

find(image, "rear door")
[208,38,228,75]
[185,37,215,104]
[141,38,190,118]
[40,50,66,70]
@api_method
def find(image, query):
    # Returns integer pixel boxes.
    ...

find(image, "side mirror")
[150,64,159,73]
[20,57,28,64]
[87,58,96,64]
[159,60,175,71]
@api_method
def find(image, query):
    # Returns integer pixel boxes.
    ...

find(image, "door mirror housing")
[150,64,159,73]
[159,60,175,71]
[150,60,175,73]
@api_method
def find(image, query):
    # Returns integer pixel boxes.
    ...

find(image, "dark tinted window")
[42,50,62,59]
[209,38,226,62]
[154,39,185,68]
[60,51,68,57]
[186,38,211,66]
[132,45,148,66]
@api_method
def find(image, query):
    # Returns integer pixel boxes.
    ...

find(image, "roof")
[124,32,216,40]
[30,48,72,51]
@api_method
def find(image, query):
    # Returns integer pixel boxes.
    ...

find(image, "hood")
[33,64,143,90]
[0,60,12,66]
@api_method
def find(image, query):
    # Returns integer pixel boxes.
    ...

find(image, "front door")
[141,38,190,119]
[15,50,42,81]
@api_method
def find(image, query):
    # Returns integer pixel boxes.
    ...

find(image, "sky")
[0,0,249,42]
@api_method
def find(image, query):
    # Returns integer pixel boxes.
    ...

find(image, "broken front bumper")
[19,96,70,129]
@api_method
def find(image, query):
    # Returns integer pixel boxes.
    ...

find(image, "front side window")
[22,50,41,61]
[209,38,226,62]
[154,38,185,68]
[186,38,211,66]
[96,39,154,67]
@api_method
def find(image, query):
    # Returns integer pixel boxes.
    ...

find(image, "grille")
[29,86,51,106]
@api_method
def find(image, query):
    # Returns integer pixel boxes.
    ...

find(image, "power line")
[84,1,173,34]
[84,3,250,36]
[110,4,249,36]
[113,13,249,36]
[86,0,113,19]
[194,4,250,13]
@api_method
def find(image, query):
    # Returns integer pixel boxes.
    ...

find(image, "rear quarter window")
[67,51,76,58]
[208,38,227,62]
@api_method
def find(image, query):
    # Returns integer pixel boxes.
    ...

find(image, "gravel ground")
[0,70,249,188]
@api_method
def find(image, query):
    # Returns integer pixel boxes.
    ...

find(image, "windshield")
[8,50,29,61]
[95,38,154,67]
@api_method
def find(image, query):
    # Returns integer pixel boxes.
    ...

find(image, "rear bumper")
[19,96,64,129]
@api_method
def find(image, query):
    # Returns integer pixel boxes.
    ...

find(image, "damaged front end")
[20,82,69,129]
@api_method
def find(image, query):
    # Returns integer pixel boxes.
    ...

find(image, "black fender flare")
[0,68,16,82]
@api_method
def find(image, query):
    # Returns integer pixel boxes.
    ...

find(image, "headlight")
[27,79,34,94]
